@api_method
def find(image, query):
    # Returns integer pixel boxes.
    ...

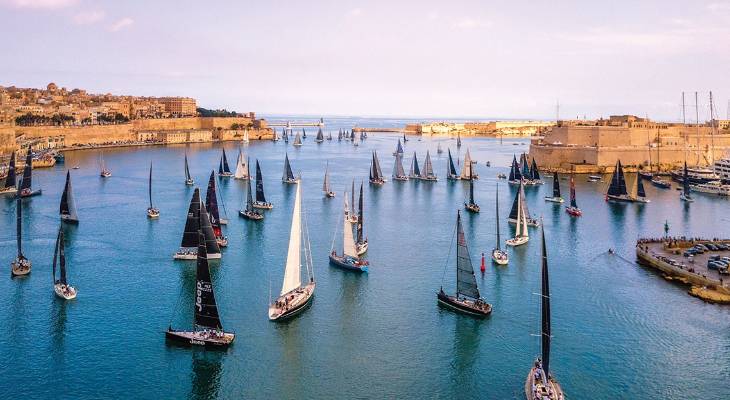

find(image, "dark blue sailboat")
[447,149,460,180]
[218,149,233,177]
[19,150,42,197]
[1,151,17,196]
[252,160,273,209]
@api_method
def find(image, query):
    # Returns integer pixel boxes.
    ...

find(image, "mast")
[637,174,646,198]
[710,91,716,164]
[281,183,303,295]
[357,182,364,243]
[16,195,22,258]
[695,91,700,166]
[455,211,479,299]
[351,180,355,218]
[570,176,578,208]
[540,225,552,378]
[222,149,231,173]
[199,198,221,256]
[148,162,154,208]
[531,158,541,181]
[184,153,192,181]
[21,150,32,191]
[246,174,254,212]
[56,227,67,285]
[205,172,221,229]
[323,162,331,193]
[180,189,201,248]
[343,195,357,257]
[60,170,77,221]
[193,231,223,331]
[495,184,501,249]
[52,225,60,283]
[3,152,16,189]
[255,160,266,203]
[552,172,561,198]
[683,162,691,198]
[469,168,475,204]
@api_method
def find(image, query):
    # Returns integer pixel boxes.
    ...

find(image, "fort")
[404,120,554,137]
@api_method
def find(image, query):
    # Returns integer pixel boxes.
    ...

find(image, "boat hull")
[11,258,31,276]
[508,218,540,227]
[329,253,368,272]
[165,329,235,348]
[565,206,582,217]
[268,282,316,321]
[506,236,529,247]
[464,203,480,213]
[0,188,17,196]
[239,210,264,220]
[606,194,637,203]
[437,291,492,318]
[491,249,509,265]
[252,201,273,210]
[650,179,671,189]
[54,283,77,300]
[173,249,221,260]
[544,197,564,203]
[60,214,79,224]
[218,173,234,178]
[19,189,42,198]
[147,208,160,218]
[524,365,564,400]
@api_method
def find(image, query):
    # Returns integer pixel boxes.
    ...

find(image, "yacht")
[714,156,730,184]
[670,166,719,185]
[691,181,730,196]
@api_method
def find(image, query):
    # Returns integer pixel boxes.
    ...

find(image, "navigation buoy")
[480,252,486,272]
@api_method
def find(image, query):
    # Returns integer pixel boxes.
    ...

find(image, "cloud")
[109,17,134,32]
[453,18,491,29]
[73,10,105,25]
[2,0,77,9]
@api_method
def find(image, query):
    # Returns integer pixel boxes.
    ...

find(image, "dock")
[636,239,730,304]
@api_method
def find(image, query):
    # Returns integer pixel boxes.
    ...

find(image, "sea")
[1,116,729,399]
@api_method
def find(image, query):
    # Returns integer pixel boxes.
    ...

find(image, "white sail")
[281,183,303,295]
[343,200,357,257]
[323,165,331,193]
[460,149,473,179]
[243,129,250,143]
[234,151,248,179]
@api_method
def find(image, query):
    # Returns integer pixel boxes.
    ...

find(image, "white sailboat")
[234,150,250,180]
[268,183,316,321]
[242,129,250,144]
[506,183,529,247]
[329,191,369,272]
[460,149,478,180]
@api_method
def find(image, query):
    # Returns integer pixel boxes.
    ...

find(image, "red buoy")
[480,252,486,272]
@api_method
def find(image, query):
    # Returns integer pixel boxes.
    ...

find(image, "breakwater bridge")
[268,118,325,128]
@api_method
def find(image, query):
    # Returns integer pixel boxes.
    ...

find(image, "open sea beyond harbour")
[1,117,729,399]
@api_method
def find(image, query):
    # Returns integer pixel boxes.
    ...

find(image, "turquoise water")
[1,118,729,399]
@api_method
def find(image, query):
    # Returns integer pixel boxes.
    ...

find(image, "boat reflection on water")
[190,351,224,400]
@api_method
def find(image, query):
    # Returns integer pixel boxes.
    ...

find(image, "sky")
[1,0,729,121]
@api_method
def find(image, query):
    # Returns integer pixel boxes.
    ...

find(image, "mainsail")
[52,226,67,285]
[281,183,303,295]
[205,172,222,234]
[283,154,295,181]
[234,151,249,179]
[193,231,223,331]
[447,149,458,177]
[3,152,16,189]
[20,150,32,191]
[199,199,221,256]
[293,133,302,146]
[148,163,154,209]
[372,151,383,180]
[530,158,541,181]
[495,184,501,249]
[569,176,578,208]
[509,181,531,221]
[356,183,364,244]
[393,152,406,178]
[255,160,267,203]
[460,149,475,180]
[455,211,480,299]
[409,152,421,178]
[509,155,523,181]
[245,174,255,212]
[184,153,192,182]
[421,150,435,179]
[323,163,331,193]
[395,139,404,155]
[539,226,552,377]
[551,172,561,198]
[221,149,231,174]
[316,128,324,142]
[637,174,646,198]
[180,189,202,248]
[343,195,357,258]
[607,160,629,196]
[520,154,530,178]
[60,170,77,221]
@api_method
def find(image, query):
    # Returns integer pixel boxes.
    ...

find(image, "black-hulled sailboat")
[282,153,298,184]
[680,162,694,202]
[524,225,564,400]
[302,129,307,139]
[492,183,509,265]
[206,172,228,247]
[438,210,492,317]
[11,195,31,276]
[527,158,544,185]
[355,182,368,255]
[369,150,386,185]
[315,128,324,143]
[239,172,263,220]
[52,226,77,299]
[218,149,233,178]
[409,152,421,180]
[60,170,79,223]
[464,168,479,213]
[184,153,194,185]
[565,175,582,216]
[420,150,438,181]
[634,173,650,203]
[174,188,222,260]
[167,231,235,347]
[509,154,523,185]
[20,150,42,197]
[269,182,316,321]
[392,152,408,181]
[544,172,563,203]
[1,151,17,196]
[329,190,369,272]
[323,162,335,198]
[252,160,273,209]
[447,148,460,180]
[605,160,636,202]
[147,162,160,218]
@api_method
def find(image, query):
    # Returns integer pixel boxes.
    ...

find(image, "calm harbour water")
[1,117,729,399]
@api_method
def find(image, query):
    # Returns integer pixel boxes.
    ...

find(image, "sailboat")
[174,188,222,260]
[20,150,42,197]
[437,142,443,154]
[460,149,478,180]
[524,225,564,400]
[284,128,289,144]
[420,150,438,181]
[634,173,650,203]
[338,129,343,141]
[506,182,530,247]
[508,155,523,185]
[52,226,77,299]
[293,132,303,147]
[680,162,694,202]
[11,195,32,276]
[302,129,307,139]
[393,138,404,156]
[252,160,273,209]
[392,152,408,181]
[605,160,636,202]
[565,175,582,216]
[233,150,250,180]
[269,182,316,321]
[509,181,540,227]
[327,131,333,140]
[464,168,479,213]
[282,153,298,184]
[147,163,160,218]
[369,150,386,185]
[329,191,369,272]
[218,149,233,177]
[528,158,544,185]
[323,162,335,198]
[437,210,492,317]
[355,182,368,255]
[447,149,460,180]
[167,231,235,347]
[239,173,263,220]
[544,172,564,203]
[347,180,358,223]
[456,133,462,148]
[206,172,228,247]
[60,170,79,223]
[403,133,408,142]
[409,152,421,180]
[184,153,194,185]
[316,128,324,143]
[99,151,111,178]
[492,184,509,265]
[1,151,17,196]
[242,129,250,144]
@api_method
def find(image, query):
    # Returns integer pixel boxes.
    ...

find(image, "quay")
[636,238,730,304]
[352,127,409,133]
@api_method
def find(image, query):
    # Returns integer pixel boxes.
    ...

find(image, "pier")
[352,127,410,133]
[636,238,730,303]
